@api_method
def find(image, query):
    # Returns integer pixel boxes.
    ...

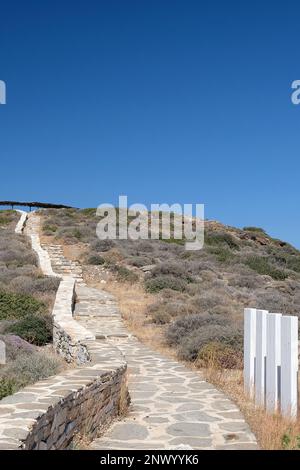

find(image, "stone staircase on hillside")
[74,284,131,340]
[41,243,83,282]
[27,213,258,450]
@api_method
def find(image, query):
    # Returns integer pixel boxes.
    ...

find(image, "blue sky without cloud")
[1,1,300,246]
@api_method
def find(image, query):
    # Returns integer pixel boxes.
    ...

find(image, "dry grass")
[203,366,300,450]
[101,278,178,358]
[118,371,130,416]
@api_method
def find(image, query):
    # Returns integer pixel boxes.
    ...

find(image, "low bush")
[42,223,57,235]
[243,226,266,233]
[32,277,60,293]
[197,341,243,369]
[191,292,227,312]
[113,265,139,283]
[0,210,17,227]
[86,254,105,265]
[145,275,187,293]
[286,256,300,273]
[127,256,152,267]
[148,296,195,324]
[228,274,263,289]
[0,241,37,267]
[90,239,116,252]
[205,231,240,250]
[151,310,172,324]
[0,334,35,360]
[55,226,94,244]
[5,314,53,346]
[0,351,64,398]
[10,276,60,295]
[150,261,193,282]
[255,290,294,314]
[208,246,235,263]
[166,313,230,346]
[80,208,96,216]
[177,324,243,361]
[161,237,185,246]
[105,260,139,283]
[0,291,44,320]
[0,376,17,400]
[269,250,300,274]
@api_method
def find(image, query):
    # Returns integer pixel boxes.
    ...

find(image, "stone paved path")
[33,214,258,450]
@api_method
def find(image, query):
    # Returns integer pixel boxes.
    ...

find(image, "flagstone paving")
[35,214,258,450]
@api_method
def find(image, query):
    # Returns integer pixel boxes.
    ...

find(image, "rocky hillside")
[40,208,300,368]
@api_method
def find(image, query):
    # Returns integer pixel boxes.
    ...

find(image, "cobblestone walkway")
[76,287,257,450]
[35,214,258,450]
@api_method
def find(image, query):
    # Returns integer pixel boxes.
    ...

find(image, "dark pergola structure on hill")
[0,201,74,211]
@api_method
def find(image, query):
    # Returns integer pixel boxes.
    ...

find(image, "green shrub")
[161,237,185,246]
[80,208,96,216]
[5,314,52,345]
[244,256,287,280]
[145,275,187,293]
[205,231,240,250]
[114,265,139,283]
[286,256,300,273]
[87,254,105,265]
[0,376,17,399]
[270,250,300,274]
[0,217,12,226]
[0,210,17,227]
[243,226,266,233]
[208,246,235,263]
[73,229,83,240]
[0,291,44,320]
[42,224,57,234]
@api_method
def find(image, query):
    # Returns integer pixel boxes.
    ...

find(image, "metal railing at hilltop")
[0,200,74,211]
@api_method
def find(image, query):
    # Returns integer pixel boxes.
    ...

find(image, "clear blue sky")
[1,1,300,246]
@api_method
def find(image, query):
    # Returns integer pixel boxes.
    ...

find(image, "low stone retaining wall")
[52,277,95,364]
[15,210,28,234]
[30,233,59,277]
[0,342,127,449]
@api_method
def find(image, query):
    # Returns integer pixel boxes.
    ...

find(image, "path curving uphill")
[29,212,258,450]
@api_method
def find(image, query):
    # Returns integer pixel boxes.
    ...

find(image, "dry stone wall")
[15,210,28,234]
[0,342,127,449]
[52,277,95,364]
